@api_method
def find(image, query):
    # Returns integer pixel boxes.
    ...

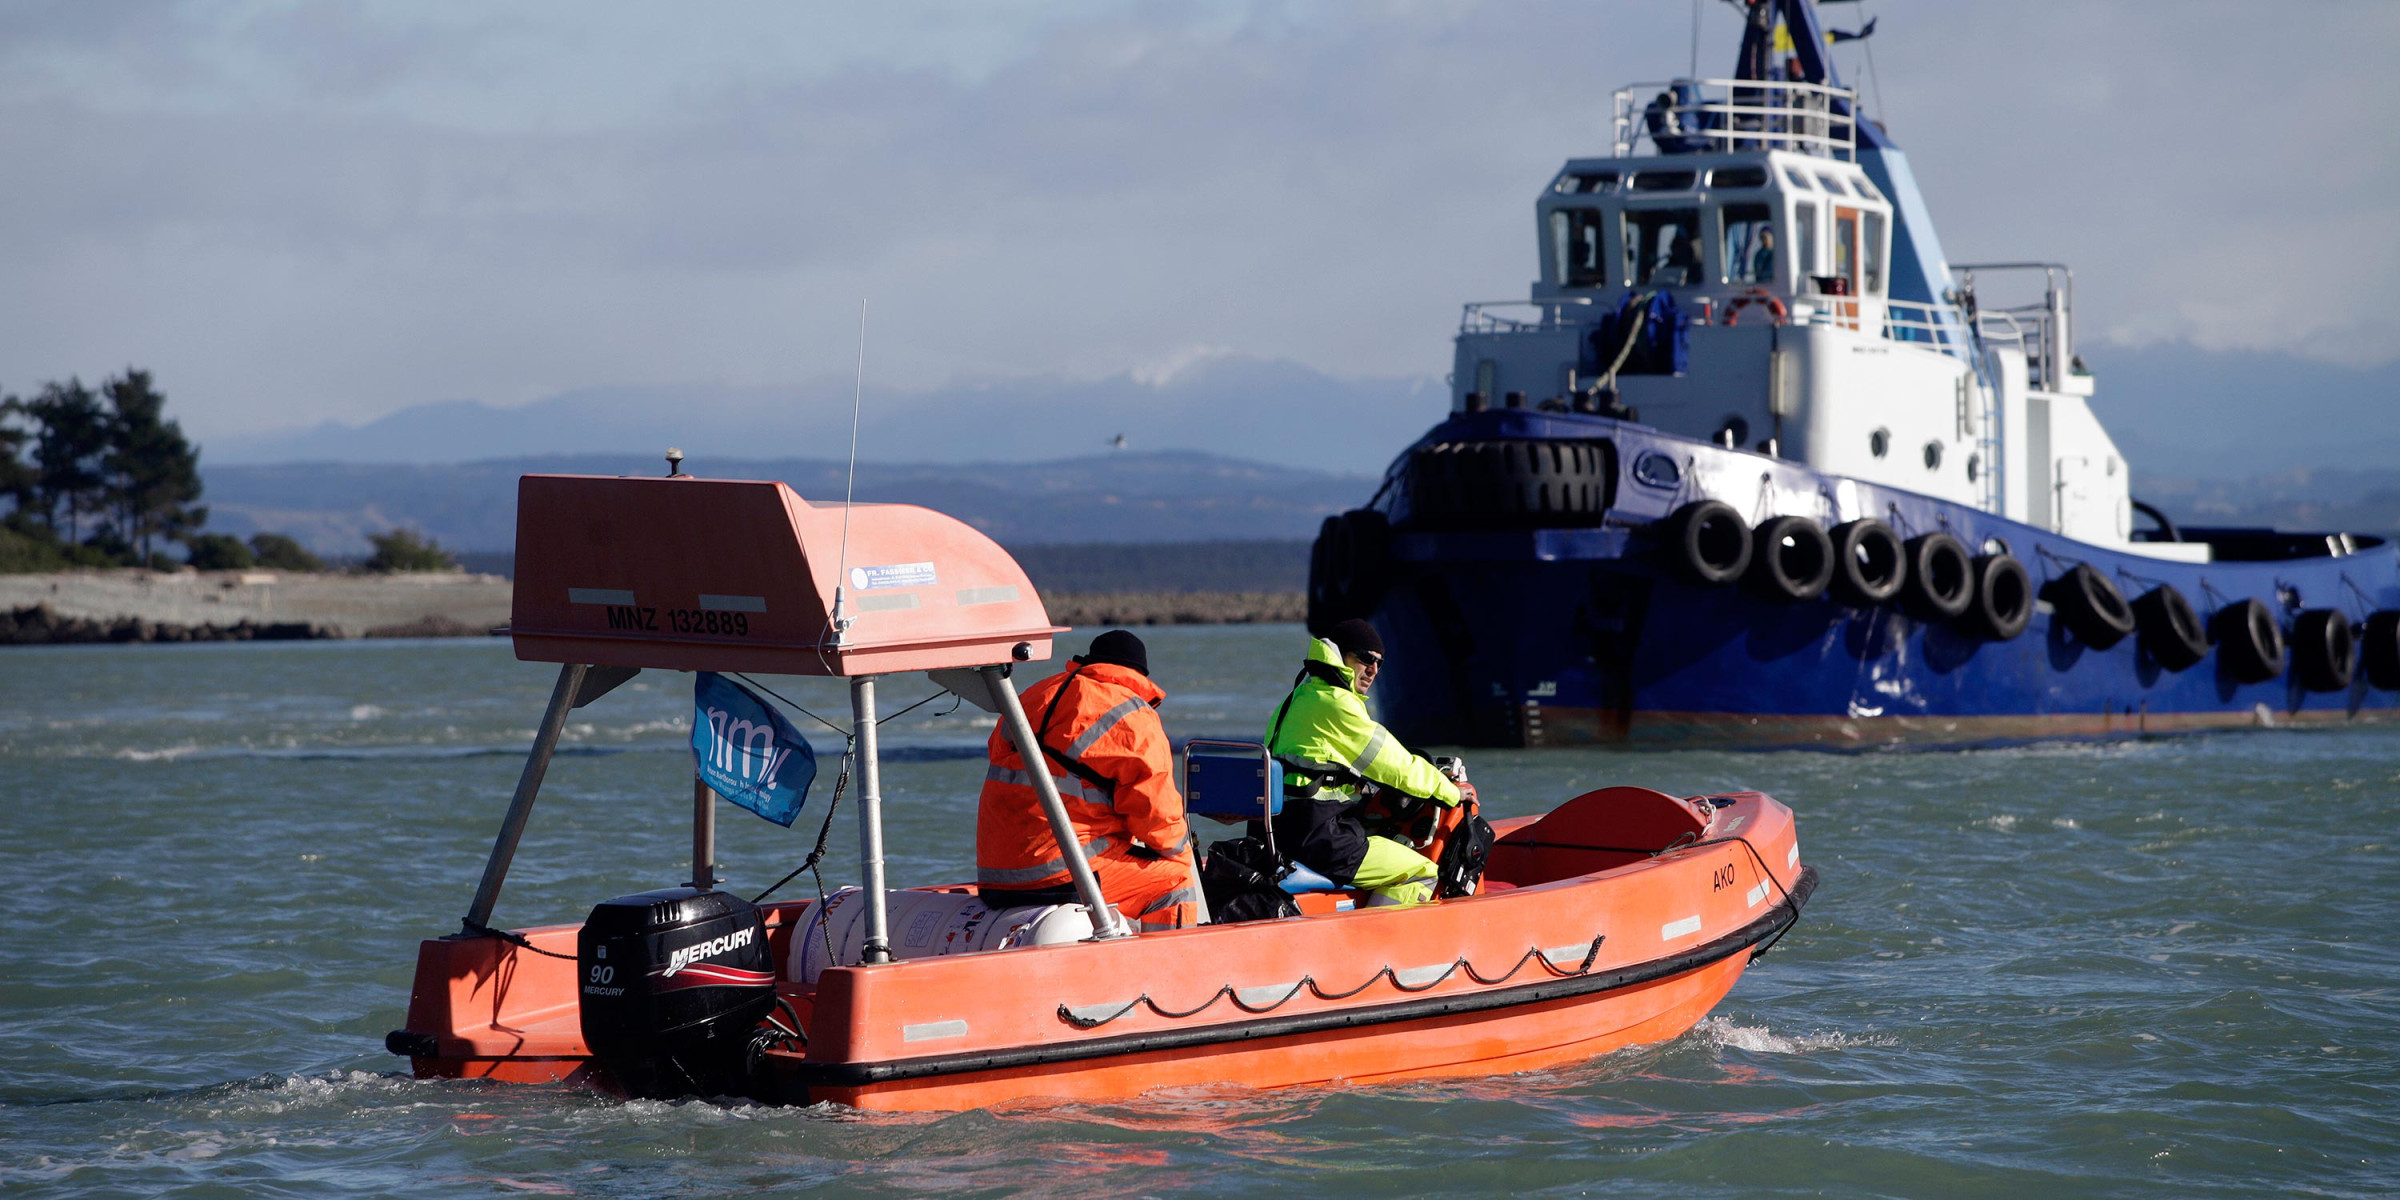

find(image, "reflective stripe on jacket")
[1264,636,1461,807]
[976,661,1192,889]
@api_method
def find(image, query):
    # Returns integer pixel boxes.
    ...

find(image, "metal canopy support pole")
[851,675,893,963]
[464,662,588,933]
[979,665,1134,939]
[689,777,718,891]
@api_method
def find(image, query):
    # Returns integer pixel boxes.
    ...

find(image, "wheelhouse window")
[1629,170,1697,192]
[1816,172,1851,196]
[1833,209,1858,286]
[1794,201,1819,277]
[1623,208,1704,287]
[1720,203,1776,285]
[1554,171,1617,194]
[1863,211,1887,294]
[1550,208,1609,288]
[1711,165,1769,189]
[1783,167,1815,190]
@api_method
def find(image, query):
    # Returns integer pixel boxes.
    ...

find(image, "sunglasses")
[1353,652,1383,668]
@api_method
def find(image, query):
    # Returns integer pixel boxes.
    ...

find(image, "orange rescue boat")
[385,470,1818,1110]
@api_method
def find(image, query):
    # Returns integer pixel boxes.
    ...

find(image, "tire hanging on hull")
[1662,500,1752,585]
[1962,554,2032,641]
[1900,533,1972,620]
[2046,563,2136,649]
[2291,609,2357,693]
[1827,519,1905,608]
[2364,611,2400,691]
[1307,510,1393,633]
[1746,516,1834,603]
[2133,585,2208,671]
[2212,598,2287,684]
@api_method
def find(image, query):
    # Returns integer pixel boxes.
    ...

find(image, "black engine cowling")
[578,887,775,1099]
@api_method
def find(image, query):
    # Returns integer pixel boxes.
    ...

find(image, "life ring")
[1722,290,1788,327]
[1827,519,1905,607]
[2365,611,2400,690]
[2210,599,2285,684]
[1963,554,2032,641]
[2291,609,2356,692]
[2044,563,2135,649]
[1662,500,1751,585]
[1746,515,1835,602]
[1900,532,1972,619]
[2131,584,2207,671]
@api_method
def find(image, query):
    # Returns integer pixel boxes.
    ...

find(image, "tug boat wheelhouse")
[1309,0,2400,747]
[385,471,1815,1110]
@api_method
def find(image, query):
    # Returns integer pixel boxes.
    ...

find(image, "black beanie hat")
[1078,629,1150,676]
[1325,618,1384,659]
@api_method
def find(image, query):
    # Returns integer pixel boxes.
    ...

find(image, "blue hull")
[1358,412,2400,748]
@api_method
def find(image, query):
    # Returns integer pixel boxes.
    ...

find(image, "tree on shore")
[24,379,109,544]
[1,369,332,574]
[249,533,323,571]
[364,528,457,573]
[102,371,204,568]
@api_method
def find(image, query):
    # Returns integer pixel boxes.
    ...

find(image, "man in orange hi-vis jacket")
[976,630,1200,930]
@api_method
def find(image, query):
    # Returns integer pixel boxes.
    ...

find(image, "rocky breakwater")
[0,570,513,645]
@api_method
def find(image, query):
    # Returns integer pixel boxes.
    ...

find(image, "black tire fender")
[1662,500,1751,585]
[1827,518,1905,607]
[1900,532,1972,620]
[2364,610,2400,691]
[2291,608,2356,692]
[2045,563,2135,649]
[1305,515,1343,633]
[1746,516,1835,602]
[1325,510,1392,620]
[2131,584,2208,672]
[2211,598,2286,684]
[1963,554,2032,641]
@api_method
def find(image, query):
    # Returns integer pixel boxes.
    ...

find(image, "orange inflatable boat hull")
[396,786,1815,1110]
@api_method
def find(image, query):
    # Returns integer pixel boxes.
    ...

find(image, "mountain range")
[207,356,1440,478]
[199,450,1374,557]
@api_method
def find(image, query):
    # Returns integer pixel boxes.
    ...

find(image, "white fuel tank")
[787,886,1119,984]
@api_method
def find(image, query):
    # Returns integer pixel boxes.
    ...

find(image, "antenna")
[1689,0,1700,79]
[828,298,867,648]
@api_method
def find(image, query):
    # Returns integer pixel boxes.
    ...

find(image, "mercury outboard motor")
[577,887,775,1099]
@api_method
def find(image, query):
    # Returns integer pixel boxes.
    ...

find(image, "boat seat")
[1278,862,1343,894]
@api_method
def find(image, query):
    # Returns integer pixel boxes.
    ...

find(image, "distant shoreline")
[0,570,1301,645]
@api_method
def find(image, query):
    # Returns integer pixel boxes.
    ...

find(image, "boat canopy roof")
[509,473,1061,677]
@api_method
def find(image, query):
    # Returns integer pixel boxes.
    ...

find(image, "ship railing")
[1957,262,2076,394]
[1974,307,2063,390]
[1878,299,1973,358]
[1612,78,1857,161]
[1460,298,1597,334]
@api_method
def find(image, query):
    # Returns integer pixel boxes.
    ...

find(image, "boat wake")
[1693,1016,1892,1055]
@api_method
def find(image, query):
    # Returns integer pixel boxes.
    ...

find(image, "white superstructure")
[1449,76,2180,559]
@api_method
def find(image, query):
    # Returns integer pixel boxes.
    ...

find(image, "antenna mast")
[829,298,867,648]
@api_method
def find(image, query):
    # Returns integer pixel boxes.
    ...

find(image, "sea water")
[1,628,2393,1197]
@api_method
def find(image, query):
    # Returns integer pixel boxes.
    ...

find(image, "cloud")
[0,0,2392,451]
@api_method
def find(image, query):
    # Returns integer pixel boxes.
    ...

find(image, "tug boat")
[384,472,1815,1110]
[1309,0,2400,747]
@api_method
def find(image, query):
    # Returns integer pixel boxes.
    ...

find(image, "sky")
[2,0,2394,449]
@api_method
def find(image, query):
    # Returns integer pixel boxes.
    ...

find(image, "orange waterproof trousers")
[1089,846,1203,931]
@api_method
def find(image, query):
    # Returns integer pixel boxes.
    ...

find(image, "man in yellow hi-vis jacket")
[1262,619,1473,905]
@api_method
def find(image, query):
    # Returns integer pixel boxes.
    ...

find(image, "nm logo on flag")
[691,673,818,827]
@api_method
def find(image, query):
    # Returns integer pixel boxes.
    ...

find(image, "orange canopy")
[508,474,1062,676]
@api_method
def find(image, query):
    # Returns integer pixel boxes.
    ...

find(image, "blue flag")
[691,672,818,827]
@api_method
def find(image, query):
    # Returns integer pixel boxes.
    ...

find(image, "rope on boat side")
[1683,832,1807,963]
[460,919,578,961]
[1054,932,1608,1030]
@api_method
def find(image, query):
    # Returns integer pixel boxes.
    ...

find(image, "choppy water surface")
[2,628,2394,1197]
